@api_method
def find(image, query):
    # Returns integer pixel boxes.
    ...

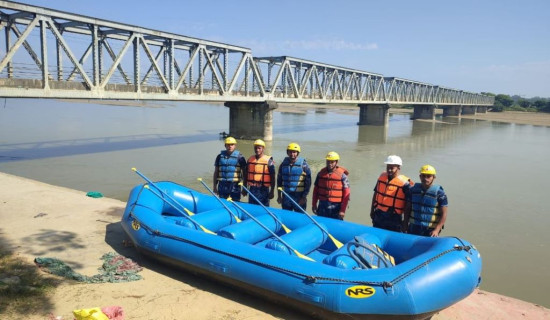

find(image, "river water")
[1,98,549,308]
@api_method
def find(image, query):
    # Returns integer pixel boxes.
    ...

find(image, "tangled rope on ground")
[35,252,142,283]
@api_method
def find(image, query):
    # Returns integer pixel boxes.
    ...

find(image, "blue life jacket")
[218,150,241,182]
[410,184,442,228]
[281,157,305,192]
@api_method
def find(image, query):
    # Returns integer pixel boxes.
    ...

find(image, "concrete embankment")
[1,172,548,320]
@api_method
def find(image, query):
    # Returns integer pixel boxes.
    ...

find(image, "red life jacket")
[374,172,411,214]
[246,155,272,187]
[317,166,348,203]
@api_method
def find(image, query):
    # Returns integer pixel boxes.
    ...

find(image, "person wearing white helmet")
[403,165,448,237]
[370,155,414,232]
[312,151,350,220]
[213,137,247,201]
[277,142,312,211]
[244,139,276,206]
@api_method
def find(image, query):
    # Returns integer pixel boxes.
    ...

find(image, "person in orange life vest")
[213,137,247,201]
[402,165,448,237]
[277,143,312,211]
[312,152,350,220]
[370,155,414,232]
[243,139,276,206]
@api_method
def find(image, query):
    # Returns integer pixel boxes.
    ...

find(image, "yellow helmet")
[253,139,266,147]
[419,165,436,175]
[325,151,340,161]
[287,142,301,153]
[224,137,237,145]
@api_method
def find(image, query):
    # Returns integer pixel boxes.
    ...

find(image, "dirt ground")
[1,172,549,320]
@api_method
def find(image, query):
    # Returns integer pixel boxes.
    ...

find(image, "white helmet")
[384,155,402,166]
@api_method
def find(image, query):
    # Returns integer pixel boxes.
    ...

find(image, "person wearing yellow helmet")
[370,155,414,232]
[244,139,276,206]
[403,165,448,237]
[213,137,247,201]
[312,152,350,220]
[277,142,312,211]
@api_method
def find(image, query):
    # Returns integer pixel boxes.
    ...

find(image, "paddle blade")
[197,178,203,181]
[200,226,217,235]
[329,234,344,249]
[294,250,315,262]
[282,224,292,234]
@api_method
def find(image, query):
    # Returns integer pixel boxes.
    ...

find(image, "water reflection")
[357,125,387,144]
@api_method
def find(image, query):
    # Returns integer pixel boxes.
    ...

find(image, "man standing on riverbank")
[244,139,275,206]
[213,137,247,201]
[403,165,448,237]
[312,152,350,220]
[370,155,413,232]
[277,143,312,211]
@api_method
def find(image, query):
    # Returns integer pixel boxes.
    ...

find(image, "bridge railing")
[0,1,493,106]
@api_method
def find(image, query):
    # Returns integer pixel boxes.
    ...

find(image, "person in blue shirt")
[403,165,448,237]
[276,143,312,211]
[213,137,247,201]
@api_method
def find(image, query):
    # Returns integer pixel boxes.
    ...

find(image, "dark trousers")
[372,208,402,232]
[282,191,306,212]
[247,185,270,207]
[317,200,343,220]
[217,181,241,201]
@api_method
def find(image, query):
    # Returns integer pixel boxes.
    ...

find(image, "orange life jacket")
[246,155,272,187]
[317,166,348,203]
[374,172,411,214]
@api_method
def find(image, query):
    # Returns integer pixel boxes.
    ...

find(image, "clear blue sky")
[18,0,550,98]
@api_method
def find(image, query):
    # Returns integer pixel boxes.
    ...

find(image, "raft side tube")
[218,213,283,243]
[176,207,238,232]
[266,223,328,256]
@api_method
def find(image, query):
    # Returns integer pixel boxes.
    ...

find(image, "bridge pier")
[225,101,278,141]
[358,104,390,125]
[477,106,488,113]
[443,105,462,117]
[461,105,477,115]
[411,105,436,120]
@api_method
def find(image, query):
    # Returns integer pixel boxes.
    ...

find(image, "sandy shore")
[1,172,549,319]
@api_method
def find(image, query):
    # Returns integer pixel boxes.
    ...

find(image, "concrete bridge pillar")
[411,105,436,120]
[477,106,488,113]
[461,105,477,115]
[443,105,462,117]
[225,101,278,141]
[358,104,390,126]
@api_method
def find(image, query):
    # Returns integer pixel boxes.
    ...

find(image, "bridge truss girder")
[0,1,493,106]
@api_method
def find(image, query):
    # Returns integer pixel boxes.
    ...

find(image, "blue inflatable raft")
[121,181,482,319]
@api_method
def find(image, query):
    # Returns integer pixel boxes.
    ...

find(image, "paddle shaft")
[132,168,214,234]
[240,183,291,233]
[278,187,343,248]
[198,178,241,222]
[228,199,313,261]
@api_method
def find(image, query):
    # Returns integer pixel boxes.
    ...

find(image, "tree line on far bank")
[481,92,550,113]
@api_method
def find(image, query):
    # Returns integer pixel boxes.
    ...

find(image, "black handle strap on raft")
[128,214,473,288]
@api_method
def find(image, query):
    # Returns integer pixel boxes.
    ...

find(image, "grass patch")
[0,245,60,317]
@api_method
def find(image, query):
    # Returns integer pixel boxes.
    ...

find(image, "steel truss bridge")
[0,1,493,107]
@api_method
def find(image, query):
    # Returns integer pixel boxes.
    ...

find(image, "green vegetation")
[0,245,60,317]
[482,92,550,113]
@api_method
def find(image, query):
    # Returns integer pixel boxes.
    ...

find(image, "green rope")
[35,252,142,283]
